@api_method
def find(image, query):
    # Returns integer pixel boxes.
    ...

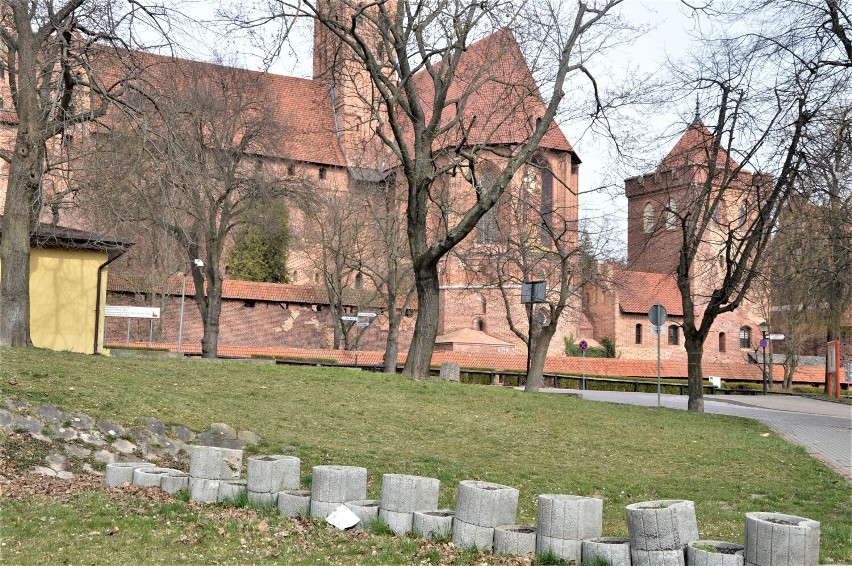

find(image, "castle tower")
[313,0,396,172]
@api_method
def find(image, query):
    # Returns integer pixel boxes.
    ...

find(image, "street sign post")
[648,304,668,408]
[579,340,588,390]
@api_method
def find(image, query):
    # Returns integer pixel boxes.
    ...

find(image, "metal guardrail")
[266,358,823,396]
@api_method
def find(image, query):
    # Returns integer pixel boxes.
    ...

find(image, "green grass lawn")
[0,347,849,564]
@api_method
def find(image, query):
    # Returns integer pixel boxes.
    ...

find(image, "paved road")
[534,388,852,480]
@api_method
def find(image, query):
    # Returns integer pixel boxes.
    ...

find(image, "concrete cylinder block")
[311,465,367,503]
[189,477,220,503]
[632,548,687,566]
[413,510,455,539]
[133,467,175,487]
[278,489,311,517]
[744,512,820,566]
[218,480,247,503]
[189,446,243,480]
[452,518,494,551]
[310,499,343,519]
[626,500,700,551]
[581,537,631,566]
[160,471,190,495]
[248,490,278,506]
[687,540,745,566]
[536,534,581,562]
[380,473,440,513]
[103,462,155,487]
[246,455,300,493]
[537,494,604,541]
[455,480,519,528]
[493,524,537,557]
[345,499,381,528]
[379,508,415,535]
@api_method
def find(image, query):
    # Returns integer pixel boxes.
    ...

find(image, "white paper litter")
[326,504,360,530]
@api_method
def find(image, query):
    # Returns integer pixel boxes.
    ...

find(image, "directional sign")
[768,333,785,341]
[356,322,370,327]
[648,304,668,326]
[104,306,160,319]
[357,312,378,318]
[341,316,358,322]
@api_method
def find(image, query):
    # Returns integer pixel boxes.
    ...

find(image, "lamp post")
[177,258,204,353]
[758,320,769,395]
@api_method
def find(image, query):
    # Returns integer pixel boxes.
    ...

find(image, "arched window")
[537,157,554,247]
[739,326,751,349]
[668,325,680,346]
[666,198,677,230]
[475,294,487,315]
[635,323,642,344]
[354,273,363,290]
[719,332,726,353]
[738,201,748,230]
[643,202,655,233]
[475,161,501,244]
[475,318,485,332]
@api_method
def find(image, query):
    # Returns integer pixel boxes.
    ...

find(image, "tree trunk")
[383,310,401,373]
[200,286,221,358]
[402,263,439,379]
[685,334,705,413]
[525,321,557,393]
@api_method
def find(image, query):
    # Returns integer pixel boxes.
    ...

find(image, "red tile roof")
[615,270,683,316]
[118,52,346,167]
[658,119,738,172]
[410,29,575,156]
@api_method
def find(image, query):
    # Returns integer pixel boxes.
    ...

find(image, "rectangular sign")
[650,325,662,334]
[341,316,358,322]
[356,312,378,318]
[356,322,370,327]
[768,333,785,341]
[104,306,160,319]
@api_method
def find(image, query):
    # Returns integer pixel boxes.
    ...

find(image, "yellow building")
[0,222,131,354]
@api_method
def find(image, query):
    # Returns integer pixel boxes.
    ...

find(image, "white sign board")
[104,306,160,319]
[651,325,663,335]
[768,333,786,341]
[341,316,358,322]
[356,312,378,318]
[356,322,370,327]
[708,375,722,388]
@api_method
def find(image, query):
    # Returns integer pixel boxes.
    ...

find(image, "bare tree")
[135,57,296,358]
[650,0,851,411]
[0,0,169,346]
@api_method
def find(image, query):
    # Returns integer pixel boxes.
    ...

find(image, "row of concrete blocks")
[622,500,821,566]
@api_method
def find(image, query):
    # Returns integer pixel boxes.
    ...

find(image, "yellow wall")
[0,247,108,354]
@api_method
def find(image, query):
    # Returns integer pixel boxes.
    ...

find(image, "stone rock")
[65,444,92,458]
[439,362,461,382]
[5,398,29,411]
[35,404,66,424]
[237,430,261,445]
[0,409,12,427]
[142,417,167,436]
[196,431,244,449]
[210,422,237,438]
[170,425,196,442]
[78,431,107,446]
[94,450,118,464]
[57,471,75,480]
[125,426,152,443]
[48,426,78,441]
[46,453,68,472]
[68,412,95,430]
[97,420,126,438]
[112,439,137,454]
[31,433,53,444]
[12,415,43,434]
[149,434,179,454]
[32,466,57,477]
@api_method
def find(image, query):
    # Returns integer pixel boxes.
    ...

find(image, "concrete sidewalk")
[532,388,852,480]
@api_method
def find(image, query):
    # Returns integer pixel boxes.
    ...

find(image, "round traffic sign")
[579,340,588,351]
[759,338,768,349]
[648,304,668,326]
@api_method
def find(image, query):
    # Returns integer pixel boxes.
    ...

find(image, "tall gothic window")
[475,162,501,244]
[666,198,677,230]
[635,323,643,344]
[643,202,655,233]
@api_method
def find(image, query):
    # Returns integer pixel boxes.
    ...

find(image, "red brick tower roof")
[658,119,738,172]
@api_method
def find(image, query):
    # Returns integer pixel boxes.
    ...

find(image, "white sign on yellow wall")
[104,306,160,319]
